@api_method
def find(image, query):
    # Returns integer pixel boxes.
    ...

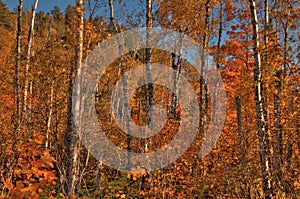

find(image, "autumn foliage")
[0,0,299,198]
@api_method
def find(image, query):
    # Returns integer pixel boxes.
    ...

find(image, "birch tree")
[63,0,84,196]
[108,0,133,168]
[23,0,39,123]
[249,0,273,198]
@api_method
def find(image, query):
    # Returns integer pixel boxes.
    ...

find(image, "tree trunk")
[23,0,39,120]
[63,0,84,196]
[263,0,270,144]
[249,0,273,198]
[170,49,182,119]
[274,4,289,189]
[108,0,133,168]
[96,159,102,194]
[145,0,154,140]
[273,67,283,182]
[15,0,23,135]
[212,0,222,124]
[216,0,223,69]
[236,96,250,199]
[199,0,210,134]
[10,0,24,185]
[46,80,54,149]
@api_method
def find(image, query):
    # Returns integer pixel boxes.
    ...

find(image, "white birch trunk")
[249,0,273,198]
[46,80,54,149]
[64,0,84,195]
[23,0,39,117]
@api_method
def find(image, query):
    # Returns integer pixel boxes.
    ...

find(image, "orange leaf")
[2,178,14,190]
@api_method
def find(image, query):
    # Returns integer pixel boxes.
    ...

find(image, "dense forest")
[0,0,299,198]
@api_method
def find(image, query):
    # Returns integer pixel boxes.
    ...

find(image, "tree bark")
[108,0,133,168]
[273,67,283,181]
[23,0,39,119]
[15,0,23,134]
[46,80,54,149]
[212,0,222,124]
[236,96,250,199]
[199,0,210,134]
[145,0,154,140]
[263,0,270,139]
[10,0,24,185]
[95,159,102,194]
[249,0,273,198]
[216,0,223,69]
[63,0,84,196]
[170,48,182,119]
[274,1,289,189]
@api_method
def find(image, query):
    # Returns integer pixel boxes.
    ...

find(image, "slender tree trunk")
[46,80,54,149]
[170,24,186,118]
[95,159,102,195]
[197,0,212,180]
[170,50,182,118]
[23,0,39,120]
[274,6,289,190]
[285,93,298,193]
[273,66,283,182]
[263,0,270,141]
[216,0,223,69]
[212,0,222,124]
[108,0,133,168]
[86,0,101,50]
[78,150,90,198]
[10,0,24,185]
[198,0,211,178]
[15,0,23,135]
[273,68,282,174]
[249,0,273,198]
[236,96,250,199]
[263,0,269,68]
[145,0,153,78]
[199,0,210,134]
[236,96,245,166]
[145,0,154,143]
[63,0,84,196]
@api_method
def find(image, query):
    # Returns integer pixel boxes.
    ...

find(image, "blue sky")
[3,0,74,13]
[3,0,144,26]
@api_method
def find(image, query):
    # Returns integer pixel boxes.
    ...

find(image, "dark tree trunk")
[15,0,23,135]
[236,96,250,199]
[199,0,210,134]
[145,0,154,143]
